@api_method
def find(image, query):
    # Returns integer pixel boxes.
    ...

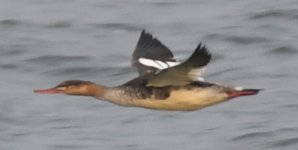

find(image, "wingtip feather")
[183,42,212,68]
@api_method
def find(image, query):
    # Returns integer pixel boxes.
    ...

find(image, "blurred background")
[0,0,298,149]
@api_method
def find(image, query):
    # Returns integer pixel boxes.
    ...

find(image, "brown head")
[34,80,105,96]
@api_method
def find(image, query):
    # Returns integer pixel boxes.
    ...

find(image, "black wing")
[132,30,177,76]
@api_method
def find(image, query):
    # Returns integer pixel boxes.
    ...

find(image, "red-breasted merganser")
[34,30,262,111]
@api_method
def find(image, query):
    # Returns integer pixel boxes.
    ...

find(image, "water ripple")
[50,144,88,150]
[0,19,37,29]
[89,23,142,31]
[43,66,100,77]
[43,21,74,29]
[0,64,18,70]
[25,55,90,66]
[231,131,274,141]
[0,19,75,30]
[264,46,298,55]
[205,33,270,44]
[250,9,298,20]
[0,19,20,27]
[0,46,26,57]
[266,137,298,148]
[149,1,179,6]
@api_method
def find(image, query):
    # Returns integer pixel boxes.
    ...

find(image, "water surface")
[1,0,298,150]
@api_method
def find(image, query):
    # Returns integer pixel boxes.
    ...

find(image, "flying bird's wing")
[147,43,211,87]
[132,30,178,76]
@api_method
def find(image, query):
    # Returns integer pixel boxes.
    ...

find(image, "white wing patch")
[188,68,206,81]
[138,58,180,70]
[154,60,169,69]
[139,57,206,81]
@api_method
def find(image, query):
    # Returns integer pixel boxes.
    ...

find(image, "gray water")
[1,0,298,149]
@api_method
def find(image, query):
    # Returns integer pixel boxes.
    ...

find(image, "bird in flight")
[34,30,262,111]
